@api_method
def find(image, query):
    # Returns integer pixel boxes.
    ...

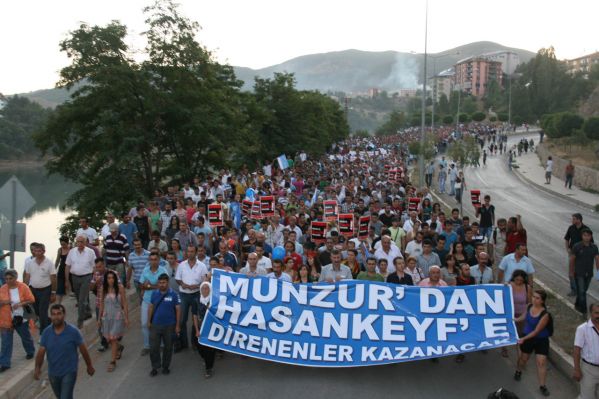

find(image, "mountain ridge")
[14,41,537,107]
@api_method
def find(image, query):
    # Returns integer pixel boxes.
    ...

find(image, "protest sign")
[338,213,354,237]
[208,204,223,227]
[323,200,338,222]
[260,196,275,217]
[358,216,370,240]
[200,270,517,367]
[311,221,327,243]
[471,190,481,208]
[242,200,252,217]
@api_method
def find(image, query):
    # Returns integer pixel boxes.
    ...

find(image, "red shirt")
[506,229,527,254]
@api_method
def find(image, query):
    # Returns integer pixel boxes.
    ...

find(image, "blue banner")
[199,269,518,367]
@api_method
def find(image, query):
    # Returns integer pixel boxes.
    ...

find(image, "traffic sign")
[0,176,36,220]
[0,223,26,252]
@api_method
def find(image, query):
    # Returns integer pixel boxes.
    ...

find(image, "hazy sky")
[2,0,598,94]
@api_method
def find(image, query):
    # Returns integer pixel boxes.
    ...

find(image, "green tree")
[375,110,407,136]
[0,96,51,159]
[484,79,504,111]
[35,1,254,220]
[583,117,599,140]
[458,113,470,123]
[448,136,479,168]
[461,95,478,114]
[437,93,450,115]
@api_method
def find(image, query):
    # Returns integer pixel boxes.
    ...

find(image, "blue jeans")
[438,176,446,193]
[141,302,150,349]
[449,180,456,195]
[479,227,493,240]
[49,371,77,399]
[0,322,35,367]
[178,292,199,348]
[575,275,593,313]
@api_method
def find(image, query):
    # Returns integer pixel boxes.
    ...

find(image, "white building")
[481,51,520,75]
[428,67,454,102]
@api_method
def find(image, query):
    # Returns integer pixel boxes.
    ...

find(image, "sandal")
[117,344,124,360]
[108,361,116,372]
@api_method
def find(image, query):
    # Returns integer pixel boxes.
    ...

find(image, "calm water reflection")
[0,168,78,274]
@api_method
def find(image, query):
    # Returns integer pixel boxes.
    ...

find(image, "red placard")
[471,189,481,208]
[408,197,421,212]
[338,213,354,237]
[260,196,275,217]
[311,221,327,243]
[242,200,252,216]
[208,204,223,227]
[251,201,261,218]
[358,215,370,240]
[323,200,338,222]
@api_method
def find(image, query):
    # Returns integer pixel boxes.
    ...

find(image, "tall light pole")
[419,0,428,187]
[507,52,512,127]
[455,84,461,134]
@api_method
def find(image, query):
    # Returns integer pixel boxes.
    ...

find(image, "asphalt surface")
[35,311,578,399]
[437,133,599,302]
[30,132,590,399]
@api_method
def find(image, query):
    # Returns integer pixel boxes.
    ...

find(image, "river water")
[0,168,77,274]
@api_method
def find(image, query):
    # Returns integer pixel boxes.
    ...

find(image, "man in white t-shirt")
[76,217,98,247]
[23,243,56,331]
[374,236,402,274]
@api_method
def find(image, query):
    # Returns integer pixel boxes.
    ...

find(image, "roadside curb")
[430,190,578,384]
[0,289,140,399]
[511,162,596,211]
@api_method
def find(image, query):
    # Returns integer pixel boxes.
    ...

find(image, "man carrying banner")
[319,249,352,282]
[266,260,292,282]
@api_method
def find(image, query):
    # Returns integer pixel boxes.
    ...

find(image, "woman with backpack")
[513,289,552,397]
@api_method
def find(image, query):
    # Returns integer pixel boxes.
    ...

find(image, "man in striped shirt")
[126,239,150,302]
[103,223,129,284]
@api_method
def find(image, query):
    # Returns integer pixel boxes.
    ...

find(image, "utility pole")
[419,0,428,187]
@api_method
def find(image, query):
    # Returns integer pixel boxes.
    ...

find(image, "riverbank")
[0,158,46,170]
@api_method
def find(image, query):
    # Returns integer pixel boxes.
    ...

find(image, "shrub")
[497,113,509,122]
[442,115,454,125]
[471,112,486,122]
[458,113,470,123]
[489,116,497,122]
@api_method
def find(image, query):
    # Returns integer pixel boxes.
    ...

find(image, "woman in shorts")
[513,289,551,397]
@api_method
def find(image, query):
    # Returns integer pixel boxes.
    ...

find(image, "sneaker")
[97,346,107,353]
[149,369,158,377]
[514,370,522,381]
[141,348,150,356]
[26,354,34,360]
[205,369,213,378]
[540,386,550,396]
[0,366,10,372]
[162,368,170,375]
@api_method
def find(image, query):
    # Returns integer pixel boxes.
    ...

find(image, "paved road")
[437,133,599,302]
[34,309,577,399]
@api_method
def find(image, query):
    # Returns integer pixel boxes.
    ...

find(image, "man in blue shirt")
[118,213,138,248]
[139,253,168,355]
[148,273,180,376]
[126,239,150,302]
[34,304,95,398]
[440,222,458,252]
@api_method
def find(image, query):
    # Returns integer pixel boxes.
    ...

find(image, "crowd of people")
[0,123,598,399]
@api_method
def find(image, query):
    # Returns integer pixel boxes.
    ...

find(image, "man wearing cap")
[103,223,130,284]
[570,229,599,315]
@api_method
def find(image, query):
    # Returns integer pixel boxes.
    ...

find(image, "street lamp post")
[419,0,428,187]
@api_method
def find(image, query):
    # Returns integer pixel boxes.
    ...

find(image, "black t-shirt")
[565,224,593,249]
[572,242,599,277]
[386,273,414,285]
[478,205,495,228]
[379,212,394,227]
